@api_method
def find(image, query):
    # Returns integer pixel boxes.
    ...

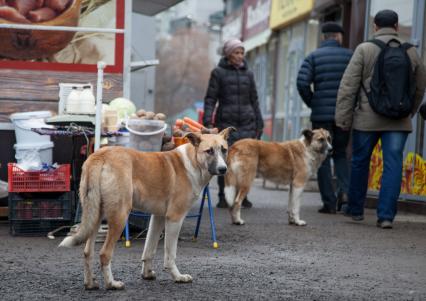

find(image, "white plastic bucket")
[14,142,54,165]
[125,119,167,152]
[10,111,52,145]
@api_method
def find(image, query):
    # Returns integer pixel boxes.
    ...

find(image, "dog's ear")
[219,127,236,140]
[184,132,202,147]
[301,129,313,143]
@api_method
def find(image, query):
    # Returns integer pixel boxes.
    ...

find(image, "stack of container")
[9,111,54,165]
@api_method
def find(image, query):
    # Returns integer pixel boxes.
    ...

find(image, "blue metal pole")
[193,186,207,240]
[124,220,131,247]
[206,186,218,248]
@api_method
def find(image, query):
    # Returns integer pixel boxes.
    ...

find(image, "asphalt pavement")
[0,178,425,300]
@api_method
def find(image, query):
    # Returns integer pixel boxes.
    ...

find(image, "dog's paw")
[142,270,156,280]
[232,219,245,226]
[106,280,125,290]
[84,280,100,290]
[289,219,307,226]
[174,274,193,283]
[295,220,307,226]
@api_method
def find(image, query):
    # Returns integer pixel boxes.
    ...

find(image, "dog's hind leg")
[83,218,102,290]
[99,209,129,290]
[230,187,249,225]
[164,216,192,283]
[288,184,306,226]
[141,215,165,280]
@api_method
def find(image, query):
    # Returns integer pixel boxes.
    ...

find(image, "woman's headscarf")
[222,38,244,57]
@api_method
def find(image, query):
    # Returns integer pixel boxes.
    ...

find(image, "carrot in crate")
[182,123,200,132]
[175,118,184,128]
[183,117,204,130]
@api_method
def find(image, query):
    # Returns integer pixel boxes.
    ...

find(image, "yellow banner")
[269,0,314,29]
[368,141,426,196]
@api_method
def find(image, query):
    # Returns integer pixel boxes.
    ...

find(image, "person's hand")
[339,126,350,131]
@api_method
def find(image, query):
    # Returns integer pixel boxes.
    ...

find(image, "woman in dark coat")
[203,38,264,208]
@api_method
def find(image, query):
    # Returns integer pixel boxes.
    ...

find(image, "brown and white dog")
[224,128,332,226]
[59,128,234,289]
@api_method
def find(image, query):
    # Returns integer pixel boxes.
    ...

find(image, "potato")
[136,109,146,117]
[172,129,184,137]
[144,111,156,120]
[154,113,166,120]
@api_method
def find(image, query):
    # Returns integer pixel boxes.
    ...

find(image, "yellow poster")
[269,0,314,29]
[368,141,426,195]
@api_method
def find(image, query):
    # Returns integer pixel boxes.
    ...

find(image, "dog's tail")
[224,155,238,207]
[59,157,103,248]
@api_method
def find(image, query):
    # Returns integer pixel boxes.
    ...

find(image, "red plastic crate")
[8,163,71,192]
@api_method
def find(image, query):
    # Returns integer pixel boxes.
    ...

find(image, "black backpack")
[361,38,416,119]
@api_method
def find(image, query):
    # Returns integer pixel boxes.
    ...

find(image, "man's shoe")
[376,220,393,229]
[216,196,228,208]
[343,211,364,221]
[318,206,336,214]
[242,198,253,209]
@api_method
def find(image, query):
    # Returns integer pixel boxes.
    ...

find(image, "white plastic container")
[65,86,81,114]
[79,85,96,114]
[66,85,96,115]
[126,119,167,152]
[14,142,54,165]
[9,111,52,145]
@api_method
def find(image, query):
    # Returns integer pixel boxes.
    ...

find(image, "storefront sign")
[243,0,271,40]
[222,9,243,42]
[0,0,124,73]
[269,0,314,29]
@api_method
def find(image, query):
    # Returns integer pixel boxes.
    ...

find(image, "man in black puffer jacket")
[204,38,264,208]
[297,22,352,214]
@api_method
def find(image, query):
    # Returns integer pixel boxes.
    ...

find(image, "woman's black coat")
[203,57,264,144]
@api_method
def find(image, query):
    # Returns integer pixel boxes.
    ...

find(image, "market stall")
[0,0,185,234]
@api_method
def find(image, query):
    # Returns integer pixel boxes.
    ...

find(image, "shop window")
[367,0,413,42]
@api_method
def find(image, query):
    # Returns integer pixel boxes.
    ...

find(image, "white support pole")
[94,61,106,152]
[123,0,132,99]
[0,23,124,33]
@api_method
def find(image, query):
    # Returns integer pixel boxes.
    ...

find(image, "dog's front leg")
[288,185,306,226]
[141,215,165,280]
[164,217,192,283]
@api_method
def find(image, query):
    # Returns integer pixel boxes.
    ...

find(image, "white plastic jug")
[66,86,82,114]
[79,85,96,114]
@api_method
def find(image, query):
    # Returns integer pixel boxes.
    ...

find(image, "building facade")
[223,0,426,200]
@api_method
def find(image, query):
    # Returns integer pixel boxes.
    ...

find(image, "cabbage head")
[108,98,136,119]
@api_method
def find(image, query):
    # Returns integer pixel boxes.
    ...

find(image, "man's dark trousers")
[312,122,350,210]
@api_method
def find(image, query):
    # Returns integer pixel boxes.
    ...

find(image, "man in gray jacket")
[335,10,426,229]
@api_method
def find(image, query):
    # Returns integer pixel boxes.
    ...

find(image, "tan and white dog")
[59,128,234,290]
[224,128,332,226]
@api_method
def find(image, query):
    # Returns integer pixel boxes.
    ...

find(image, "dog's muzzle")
[208,165,227,176]
[217,166,227,175]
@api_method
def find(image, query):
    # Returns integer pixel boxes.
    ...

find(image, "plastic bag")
[16,148,42,171]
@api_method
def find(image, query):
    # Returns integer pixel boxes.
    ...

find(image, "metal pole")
[193,186,207,240]
[123,0,132,99]
[94,61,106,151]
[0,23,124,33]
